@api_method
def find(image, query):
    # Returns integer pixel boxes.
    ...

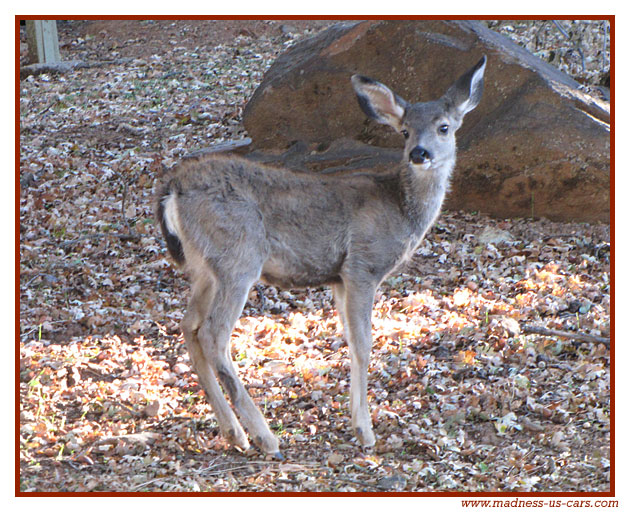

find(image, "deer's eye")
[401,129,409,139]
[438,124,449,135]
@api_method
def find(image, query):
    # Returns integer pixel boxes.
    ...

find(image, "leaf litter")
[19,20,610,492]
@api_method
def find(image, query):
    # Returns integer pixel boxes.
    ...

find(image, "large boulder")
[241,20,609,223]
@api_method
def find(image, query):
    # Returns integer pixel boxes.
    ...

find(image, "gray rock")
[377,474,407,491]
[241,20,609,223]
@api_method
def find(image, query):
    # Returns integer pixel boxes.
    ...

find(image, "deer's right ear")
[351,75,407,131]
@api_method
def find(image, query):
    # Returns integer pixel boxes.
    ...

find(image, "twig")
[113,400,141,417]
[36,100,58,117]
[20,319,69,341]
[602,21,609,75]
[551,20,571,39]
[552,20,586,73]
[22,274,43,288]
[334,476,384,490]
[522,324,609,346]
[151,413,197,429]
[191,419,205,451]
[131,477,167,491]
[109,167,138,238]
[59,231,141,247]
[92,431,162,447]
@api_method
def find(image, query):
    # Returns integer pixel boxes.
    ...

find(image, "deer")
[156,56,487,459]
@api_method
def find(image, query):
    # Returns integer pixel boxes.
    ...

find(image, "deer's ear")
[351,75,407,131]
[444,55,486,118]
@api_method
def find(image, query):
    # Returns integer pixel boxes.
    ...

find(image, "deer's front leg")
[342,280,377,447]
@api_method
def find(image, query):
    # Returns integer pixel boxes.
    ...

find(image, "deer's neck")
[399,161,453,238]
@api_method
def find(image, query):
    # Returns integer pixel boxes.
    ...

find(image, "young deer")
[157,56,486,458]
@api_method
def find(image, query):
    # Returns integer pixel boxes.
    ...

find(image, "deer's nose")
[409,146,431,164]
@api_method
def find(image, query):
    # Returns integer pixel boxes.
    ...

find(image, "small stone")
[579,301,592,314]
[173,362,190,375]
[280,24,297,35]
[478,226,514,245]
[327,452,344,467]
[142,399,160,418]
[378,474,407,491]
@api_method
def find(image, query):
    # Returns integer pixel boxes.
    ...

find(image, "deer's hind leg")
[195,267,281,457]
[332,282,347,333]
[181,269,250,450]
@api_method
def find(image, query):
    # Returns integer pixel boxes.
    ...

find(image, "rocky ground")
[19,20,610,493]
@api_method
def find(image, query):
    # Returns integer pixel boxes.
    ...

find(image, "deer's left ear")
[444,55,487,118]
[351,74,408,131]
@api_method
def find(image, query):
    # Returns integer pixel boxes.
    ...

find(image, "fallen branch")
[93,431,163,448]
[334,476,384,490]
[20,57,135,79]
[522,324,609,346]
[59,232,141,248]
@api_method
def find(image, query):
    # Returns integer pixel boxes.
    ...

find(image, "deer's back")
[160,155,410,287]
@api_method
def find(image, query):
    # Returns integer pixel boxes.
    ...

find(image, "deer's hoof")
[225,427,250,451]
[355,426,376,448]
[254,434,281,457]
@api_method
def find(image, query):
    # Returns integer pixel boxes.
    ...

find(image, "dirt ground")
[20,20,337,62]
